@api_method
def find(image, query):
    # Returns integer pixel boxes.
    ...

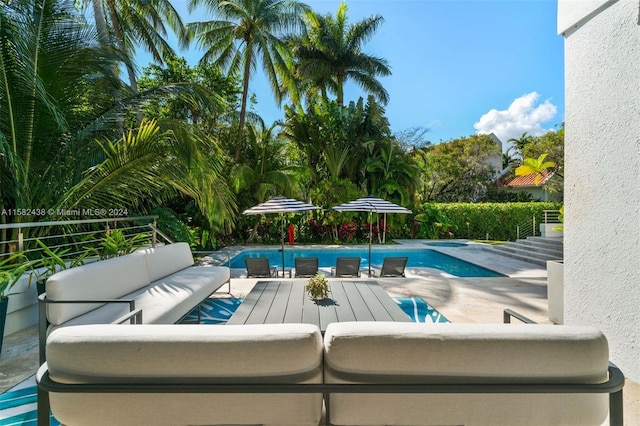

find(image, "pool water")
[229,247,504,277]
[423,241,468,248]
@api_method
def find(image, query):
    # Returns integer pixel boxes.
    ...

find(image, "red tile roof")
[499,170,555,187]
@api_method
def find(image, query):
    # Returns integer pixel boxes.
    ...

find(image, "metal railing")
[0,216,167,262]
[542,209,562,224]
[516,215,536,240]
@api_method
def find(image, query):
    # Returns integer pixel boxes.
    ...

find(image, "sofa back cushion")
[46,253,150,325]
[46,323,324,426]
[139,242,194,282]
[323,322,610,426]
[47,323,323,383]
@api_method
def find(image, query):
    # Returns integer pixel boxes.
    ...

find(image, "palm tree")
[87,0,188,93]
[188,0,309,162]
[0,0,236,247]
[508,131,534,153]
[290,1,391,106]
[230,119,306,240]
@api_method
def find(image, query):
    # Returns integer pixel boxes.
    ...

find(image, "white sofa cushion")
[139,242,194,282]
[324,322,610,426]
[46,252,150,325]
[45,323,323,426]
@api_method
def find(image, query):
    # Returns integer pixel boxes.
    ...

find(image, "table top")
[227,279,411,331]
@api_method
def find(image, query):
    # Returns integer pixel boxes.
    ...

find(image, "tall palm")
[87,0,188,92]
[188,0,309,162]
[291,1,391,106]
[230,119,306,240]
[0,0,236,246]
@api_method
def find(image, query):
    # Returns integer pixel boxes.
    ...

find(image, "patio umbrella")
[332,195,412,277]
[243,196,321,277]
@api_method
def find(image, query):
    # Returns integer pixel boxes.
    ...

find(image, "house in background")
[496,169,562,202]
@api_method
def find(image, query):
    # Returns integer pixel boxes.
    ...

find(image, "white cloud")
[473,92,557,148]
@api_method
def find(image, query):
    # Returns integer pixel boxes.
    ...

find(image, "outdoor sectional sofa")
[37,321,625,426]
[38,242,231,363]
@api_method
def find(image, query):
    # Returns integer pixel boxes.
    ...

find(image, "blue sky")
[137,0,564,148]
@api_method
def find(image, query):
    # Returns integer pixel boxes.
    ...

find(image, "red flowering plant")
[338,221,358,242]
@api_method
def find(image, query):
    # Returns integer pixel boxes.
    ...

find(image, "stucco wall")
[560,0,640,381]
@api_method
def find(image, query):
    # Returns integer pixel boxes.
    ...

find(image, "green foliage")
[31,240,87,284]
[415,134,501,202]
[288,1,390,106]
[0,253,33,300]
[87,230,149,260]
[414,205,457,239]
[305,273,330,300]
[416,202,563,241]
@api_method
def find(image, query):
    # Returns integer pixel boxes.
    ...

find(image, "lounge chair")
[291,257,319,278]
[332,257,361,277]
[380,256,408,277]
[244,257,276,278]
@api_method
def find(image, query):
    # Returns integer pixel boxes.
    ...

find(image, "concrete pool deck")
[1,242,637,424]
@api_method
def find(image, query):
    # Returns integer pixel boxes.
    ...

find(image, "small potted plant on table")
[305,273,330,301]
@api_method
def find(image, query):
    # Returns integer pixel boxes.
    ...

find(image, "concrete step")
[526,236,564,249]
[482,246,550,267]
[482,237,563,267]
[505,241,563,258]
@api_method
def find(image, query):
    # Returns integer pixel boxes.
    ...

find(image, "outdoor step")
[494,243,562,259]
[525,236,564,249]
[506,242,563,258]
[482,246,550,267]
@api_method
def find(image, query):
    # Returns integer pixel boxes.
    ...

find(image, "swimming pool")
[229,247,504,277]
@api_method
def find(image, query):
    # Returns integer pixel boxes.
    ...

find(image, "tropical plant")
[87,0,189,93]
[516,153,556,185]
[305,273,329,300]
[86,229,149,260]
[188,0,309,161]
[289,1,391,106]
[230,119,308,241]
[0,253,33,300]
[30,240,87,287]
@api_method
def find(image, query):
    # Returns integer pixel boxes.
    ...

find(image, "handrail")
[0,215,158,230]
[1,215,159,257]
[503,309,537,324]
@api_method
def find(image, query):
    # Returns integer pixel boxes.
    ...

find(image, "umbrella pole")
[280,214,285,278]
[368,211,373,277]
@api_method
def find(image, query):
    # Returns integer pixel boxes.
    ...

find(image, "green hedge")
[416,202,563,241]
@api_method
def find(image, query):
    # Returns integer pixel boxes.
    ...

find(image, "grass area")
[473,240,507,245]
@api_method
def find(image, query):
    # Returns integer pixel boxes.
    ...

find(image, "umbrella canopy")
[243,197,321,276]
[332,196,412,277]
[332,195,412,214]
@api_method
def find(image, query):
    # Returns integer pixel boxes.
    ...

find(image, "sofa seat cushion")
[50,265,229,330]
[46,252,150,325]
[45,323,323,426]
[323,322,610,426]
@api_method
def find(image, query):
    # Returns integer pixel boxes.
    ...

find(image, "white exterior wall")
[559,0,640,381]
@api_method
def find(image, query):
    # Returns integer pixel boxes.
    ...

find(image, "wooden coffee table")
[227,279,411,332]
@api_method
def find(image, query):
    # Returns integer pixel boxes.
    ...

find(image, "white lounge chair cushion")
[324,322,610,426]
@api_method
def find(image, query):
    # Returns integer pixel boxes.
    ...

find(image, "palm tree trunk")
[235,47,253,162]
[91,0,110,46]
[106,0,138,93]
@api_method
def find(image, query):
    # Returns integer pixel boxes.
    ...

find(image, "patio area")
[1,245,638,425]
